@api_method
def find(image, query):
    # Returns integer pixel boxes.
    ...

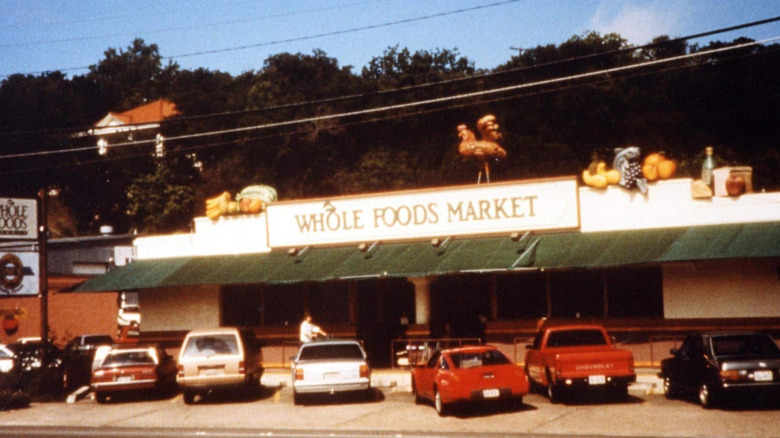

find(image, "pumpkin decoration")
[2,314,19,335]
[642,152,677,181]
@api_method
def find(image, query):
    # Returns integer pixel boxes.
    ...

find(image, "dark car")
[660,332,780,408]
[7,341,63,373]
[91,344,177,403]
[62,334,115,391]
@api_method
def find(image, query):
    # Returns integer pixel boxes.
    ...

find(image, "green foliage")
[87,38,179,111]
[126,162,196,233]
[1,34,779,235]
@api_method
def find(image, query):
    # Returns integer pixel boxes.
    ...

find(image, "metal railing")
[390,338,482,369]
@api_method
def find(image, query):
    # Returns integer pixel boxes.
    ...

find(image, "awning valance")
[76,221,780,292]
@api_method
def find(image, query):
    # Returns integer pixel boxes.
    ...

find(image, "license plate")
[117,376,133,383]
[588,375,606,385]
[324,372,340,380]
[200,368,224,376]
[483,388,500,398]
[754,370,773,382]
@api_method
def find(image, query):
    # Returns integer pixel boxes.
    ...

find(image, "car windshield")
[547,329,608,347]
[298,343,364,361]
[710,334,780,358]
[182,334,239,357]
[449,350,511,369]
[101,351,156,367]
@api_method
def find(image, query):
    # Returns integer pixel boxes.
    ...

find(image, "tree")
[86,38,179,111]
[126,162,196,233]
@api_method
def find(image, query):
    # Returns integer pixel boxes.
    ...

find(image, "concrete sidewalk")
[260,367,663,396]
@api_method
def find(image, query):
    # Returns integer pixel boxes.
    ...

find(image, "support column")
[408,277,433,325]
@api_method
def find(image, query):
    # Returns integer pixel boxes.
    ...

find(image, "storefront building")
[76,177,780,365]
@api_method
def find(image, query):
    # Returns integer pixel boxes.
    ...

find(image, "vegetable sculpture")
[582,161,620,189]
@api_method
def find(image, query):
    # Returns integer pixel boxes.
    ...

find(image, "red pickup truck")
[524,324,635,402]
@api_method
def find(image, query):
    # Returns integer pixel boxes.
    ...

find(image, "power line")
[4,42,778,177]
[0,0,522,79]
[1,36,775,163]
[7,13,779,139]
[0,1,384,48]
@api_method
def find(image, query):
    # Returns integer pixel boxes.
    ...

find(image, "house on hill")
[85,99,180,156]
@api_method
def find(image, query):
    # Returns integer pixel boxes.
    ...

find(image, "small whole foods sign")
[266,177,579,248]
[0,198,37,240]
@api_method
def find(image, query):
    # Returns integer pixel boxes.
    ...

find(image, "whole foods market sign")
[266,177,579,248]
[0,198,37,240]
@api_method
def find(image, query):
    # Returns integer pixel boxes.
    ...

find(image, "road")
[1,387,778,438]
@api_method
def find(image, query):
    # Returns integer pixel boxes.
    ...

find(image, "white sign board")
[266,177,579,248]
[0,198,37,240]
[0,251,39,296]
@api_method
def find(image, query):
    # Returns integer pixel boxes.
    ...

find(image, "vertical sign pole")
[37,189,49,359]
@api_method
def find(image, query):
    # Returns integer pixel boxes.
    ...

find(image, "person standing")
[299,313,327,343]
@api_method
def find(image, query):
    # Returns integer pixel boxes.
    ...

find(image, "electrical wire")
[4,41,778,177]
[0,0,521,78]
[0,35,775,163]
[0,1,384,48]
[5,14,780,139]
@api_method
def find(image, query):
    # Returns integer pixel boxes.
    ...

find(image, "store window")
[549,271,604,318]
[263,284,306,326]
[606,267,663,317]
[496,272,547,319]
[308,282,349,323]
[222,285,263,326]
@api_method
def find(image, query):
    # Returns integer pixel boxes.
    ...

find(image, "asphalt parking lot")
[2,379,779,438]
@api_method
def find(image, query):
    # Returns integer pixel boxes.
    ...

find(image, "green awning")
[76,221,780,292]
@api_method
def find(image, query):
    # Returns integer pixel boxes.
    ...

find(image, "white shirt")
[300,320,322,343]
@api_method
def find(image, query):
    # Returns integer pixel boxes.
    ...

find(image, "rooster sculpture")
[458,114,507,184]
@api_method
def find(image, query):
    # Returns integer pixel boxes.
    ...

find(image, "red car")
[411,345,528,416]
[91,344,177,403]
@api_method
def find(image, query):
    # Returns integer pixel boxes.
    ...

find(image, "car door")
[415,351,441,400]
[673,335,706,393]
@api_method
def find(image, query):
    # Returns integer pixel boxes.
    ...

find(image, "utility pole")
[37,188,49,361]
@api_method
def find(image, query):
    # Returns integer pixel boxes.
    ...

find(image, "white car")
[0,345,14,373]
[291,339,371,405]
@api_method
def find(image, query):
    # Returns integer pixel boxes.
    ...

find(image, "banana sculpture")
[205,185,277,220]
[581,161,620,189]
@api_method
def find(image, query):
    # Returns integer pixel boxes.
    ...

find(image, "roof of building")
[95,99,179,127]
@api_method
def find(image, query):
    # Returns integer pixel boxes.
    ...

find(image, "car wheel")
[526,370,539,394]
[183,390,196,405]
[547,381,560,404]
[95,392,108,404]
[612,384,629,401]
[411,377,423,405]
[699,382,716,409]
[434,388,448,417]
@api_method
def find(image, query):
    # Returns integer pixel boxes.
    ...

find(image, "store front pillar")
[408,277,434,325]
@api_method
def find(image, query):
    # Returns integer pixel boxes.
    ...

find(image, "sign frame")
[266,177,580,248]
[0,198,38,240]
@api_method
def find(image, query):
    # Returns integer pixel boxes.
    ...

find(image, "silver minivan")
[177,327,263,404]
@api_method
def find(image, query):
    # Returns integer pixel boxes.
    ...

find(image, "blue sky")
[1,0,779,79]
